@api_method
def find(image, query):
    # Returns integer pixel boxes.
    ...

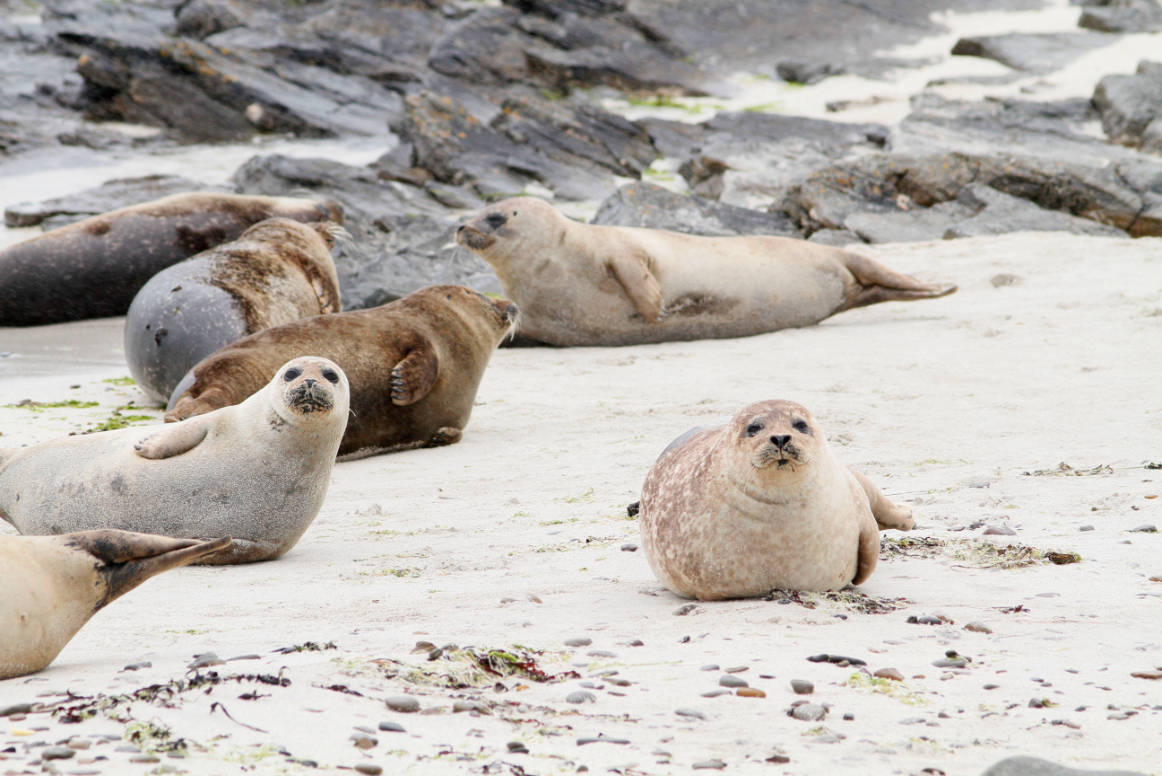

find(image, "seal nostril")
[771,435,791,449]
[304,378,317,387]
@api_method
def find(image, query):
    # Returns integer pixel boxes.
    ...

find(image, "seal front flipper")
[134,421,210,459]
[852,515,881,586]
[849,468,914,531]
[428,427,462,447]
[389,343,440,406]
[607,252,665,323]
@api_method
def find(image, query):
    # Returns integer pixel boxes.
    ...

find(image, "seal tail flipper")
[849,468,914,531]
[840,251,957,311]
[63,530,232,608]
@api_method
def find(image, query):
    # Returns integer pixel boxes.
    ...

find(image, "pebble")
[676,708,706,719]
[900,717,925,725]
[354,726,376,734]
[506,742,529,753]
[384,696,420,713]
[40,747,75,761]
[909,615,942,625]
[564,637,592,647]
[566,691,596,704]
[873,668,904,681]
[673,604,699,616]
[723,666,749,674]
[701,690,730,698]
[67,738,90,750]
[577,736,629,745]
[790,679,814,695]
[719,674,748,688]
[933,658,967,668]
[620,543,638,552]
[350,735,377,749]
[983,684,1000,690]
[964,621,992,633]
[587,650,616,658]
[622,639,644,647]
[129,755,160,763]
[606,678,631,687]
[1131,525,1157,533]
[378,721,407,732]
[452,700,487,714]
[354,765,383,775]
[700,664,720,671]
[736,688,766,698]
[1130,670,1162,680]
[188,653,224,669]
[0,703,32,717]
[983,525,1017,536]
[692,761,726,770]
[1029,698,1045,708]
[115,745,141,753]
[122,662,151,671]
[791,703,826,721]
[806,654,867,666]
[1079,525,1095,532]
[843,713,854,721]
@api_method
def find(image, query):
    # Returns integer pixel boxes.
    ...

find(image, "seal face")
[0,193,342,327]
[455,197,956,347]
[0,357,349,565]
[125,217,342,403]
[164,285,519,459]
[0,530,230,680]
[638,400,914,600]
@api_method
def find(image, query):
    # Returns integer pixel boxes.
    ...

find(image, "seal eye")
[283,367,303,382]
[792,420,809,433]
[485,212,508,230]
[321,369,340,384]
[745,421,764,437]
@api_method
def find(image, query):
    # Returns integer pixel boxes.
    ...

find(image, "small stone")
[1029,698,1045,708]
[355,765,384,776]
[0,703,33,717]
[900,717,925,725]
[916,615,942,625]
[674,604,699,616]
[122,662,152,671]
[384,696,421,713]
[842,713,854,721]
[1131,670,1162,680]
[766,751,791,764]
[874,668,904,681]
[736,688,766,698]
[933,659,967,668]
[983,525,1017,536]
[806,654,866,666]
[791,703,826,721]
[188,652,224,669]
[1131,525,1157,533]
[41,747,75,761]
[577,736,629,745]
[129,755,160,763]
[1079,525,1095,532]
[564,637,592,647]
[790,679,814,695]
[66,738,91,750]
[700,664,720,671]
[620,543,638,552]
[719,674,748,688]
[676,708,705,719]
[964,621,992,634]
[378,720,407,732]
[116,745,141,753]
[983,683,1000,690]
[507,742,529,753]
[692,761,726,770]
[701,690,730,698]
[351,735,377,749]
[566,691,596,704]
[723,666,749,674]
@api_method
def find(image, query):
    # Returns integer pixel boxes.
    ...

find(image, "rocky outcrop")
[950,32,1119,74]
[1094,60,1162,153]
[593,181,800,236]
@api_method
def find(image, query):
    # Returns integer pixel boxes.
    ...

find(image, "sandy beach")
[3,231,1161,775]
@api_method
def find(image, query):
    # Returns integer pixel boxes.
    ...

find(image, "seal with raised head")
[165,286,519,459]
[0,530,230,680]
[0,193,342,327]
[456,197,956,347]
[125,217,343,403]
[637,400,914,600]
[0,357,349,564]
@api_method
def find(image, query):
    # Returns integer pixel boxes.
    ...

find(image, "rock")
[4,175,218,229]
[351,735,377,749]
[451,701,487,714]
[189,653,224,669]
[1080,525,1095,532]
[593,181,799,237]
[0,704,33,717]
[777,60,844,85]
[964,621,993,634]
[790,703,827,721]
[620,543,638,552]
[991,274,1021,288]
[933,658,968,668]
[807,229,862,246]
[980,755,1149,776]
[719,674,748,688]
[587,649,616,657]
[1131,670,1162,679]
[790,679,814,695]
[676,708,706,719]
[566,691,597,703]
[673,604,698,616]
[946,184,1128,239]
[378,720,407,731]
[844,200,975,243]
[40,747,75,761]
[564,637,593,647]
[873,668,904,681]
[736,687,766,698]
[507,741,529,753]
[700,664,719,671]
[1131,525,1158,533]
[384,696,421,713]
[1096,61,1162,153]
[806,654,867,666]
[950,32,1120,74]
[692,761,727,770]
[1080,1,1162,34]
[354,765,384,776]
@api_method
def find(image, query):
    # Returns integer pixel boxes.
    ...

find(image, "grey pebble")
[1131,525,1157,533]
[580,681,598,688]
[228,654,261,661]
[378,721,406,732]
[933,658,968,668]
[984,684,1000,690]
[566,691,597,704]
[815,734,842,744]
[384,696,421,713]
[620,543,638,552]
[354,765,383,776]
[791,703,827,721]
[587,650,616,658]
[983,525,1017,536]
[964,621,993,634]
[701,690,730,698]
[719,674,748,688]
[506,742,529,753]
[675,708,706,719]
[1079,525,1095,532]
[693,761,726,770]
[188,652,224,669]
[723,666,749,674]
[0,703,33,717]
[700,664,719,671]
[674,604,699,616]
[122,662,151,672]
[40,747,75,761]
[791,680,814,695]
[843,713,854,721]
[900,717,925,725]
[115,745,141,753]
[353,725,376,734]
[564,637,592,647]
[577,736,628,745]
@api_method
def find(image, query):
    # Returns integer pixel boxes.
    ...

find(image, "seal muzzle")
[286,379,335,413]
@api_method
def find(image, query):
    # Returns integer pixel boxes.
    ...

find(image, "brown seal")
[456,197,956,346]
[0,530,230,679]
[0,192,342,327]
[124,217,343,403]
[637,400,914,600]
[165,285,519,459]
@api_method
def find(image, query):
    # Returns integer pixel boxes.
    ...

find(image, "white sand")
[2,232,1162,775]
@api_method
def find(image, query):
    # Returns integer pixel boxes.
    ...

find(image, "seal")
[0,530,230,680]
[125,217,343,403]
[0,193,343,327]
[455,197,957,346]
[637,400,914,600]
[164,286,519,459]
[0,357,349,564]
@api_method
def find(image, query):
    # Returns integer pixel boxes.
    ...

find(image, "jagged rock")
[174,0,247,41]
[844,200,976,244]
[1079,0,1162,33]
[592,181,799,237]
[980,755,1148,776]
[4,175,219,229]
[776,61,844,85]
[1093,60,1162,153]
[950,32,1120,74]
[944,183,1128,239]
[503,0,629,16]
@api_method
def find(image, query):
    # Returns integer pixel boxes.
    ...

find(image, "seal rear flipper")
[840,252,957,310]
[852,517,880,586]
[134,420,210,459]
[607,252,665,323]
[849,468,913,531]
[427,427,462,447]
[389,344,440,406]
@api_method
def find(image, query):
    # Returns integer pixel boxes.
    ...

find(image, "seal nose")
[304,378,317,387]
[770,434,791,449]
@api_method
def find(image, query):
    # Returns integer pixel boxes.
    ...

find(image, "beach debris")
[1022,462,1112,476]
[807,654,867,667]
[765,587,908,613]
[373,646,579,689]
[674,604,699,616]
[964,621,993,633]
[273,641,337,654]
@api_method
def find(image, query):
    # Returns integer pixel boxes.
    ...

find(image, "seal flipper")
[839,251,957,311]
[607,252,665,323]
[849,468,913,531]
[390,344,440,406]
[134,421,210,459]
[852,516,880,586]
[428,427,462,447]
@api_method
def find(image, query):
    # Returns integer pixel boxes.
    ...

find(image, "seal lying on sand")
[0,193,342,327]
[637,400,914,600]
[456,197,956,347]
[164,285,518,459]
[0,531,230,679]
[125,218,343,403]
[0,357,348,564]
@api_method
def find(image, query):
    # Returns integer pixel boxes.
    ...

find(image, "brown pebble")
[873,668,904,681]
[1131,670,1162,680]
[355,765,384,776]
[736,688,766,698]
[964,621,993,634]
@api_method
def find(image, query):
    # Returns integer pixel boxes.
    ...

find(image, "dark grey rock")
[4,175,218,229]
[947,184,1128,238]
[719,674,748,688]
[776,60,844,85]
[790,679,814,695]
[1130,524,1158,532]
[979,755,1149,776]
[0,703,32,717]
[950,32,1120,74]
[790,702,826,721]
[384,696,421,712]
[378,721,406,732]
[564,637,593,647]
[807,229,863,246]
[844,200,975,243]
[40,747,75,761]
[1094,61,1162,152]
[1079,1,1162,33]
[593,181,799,237]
